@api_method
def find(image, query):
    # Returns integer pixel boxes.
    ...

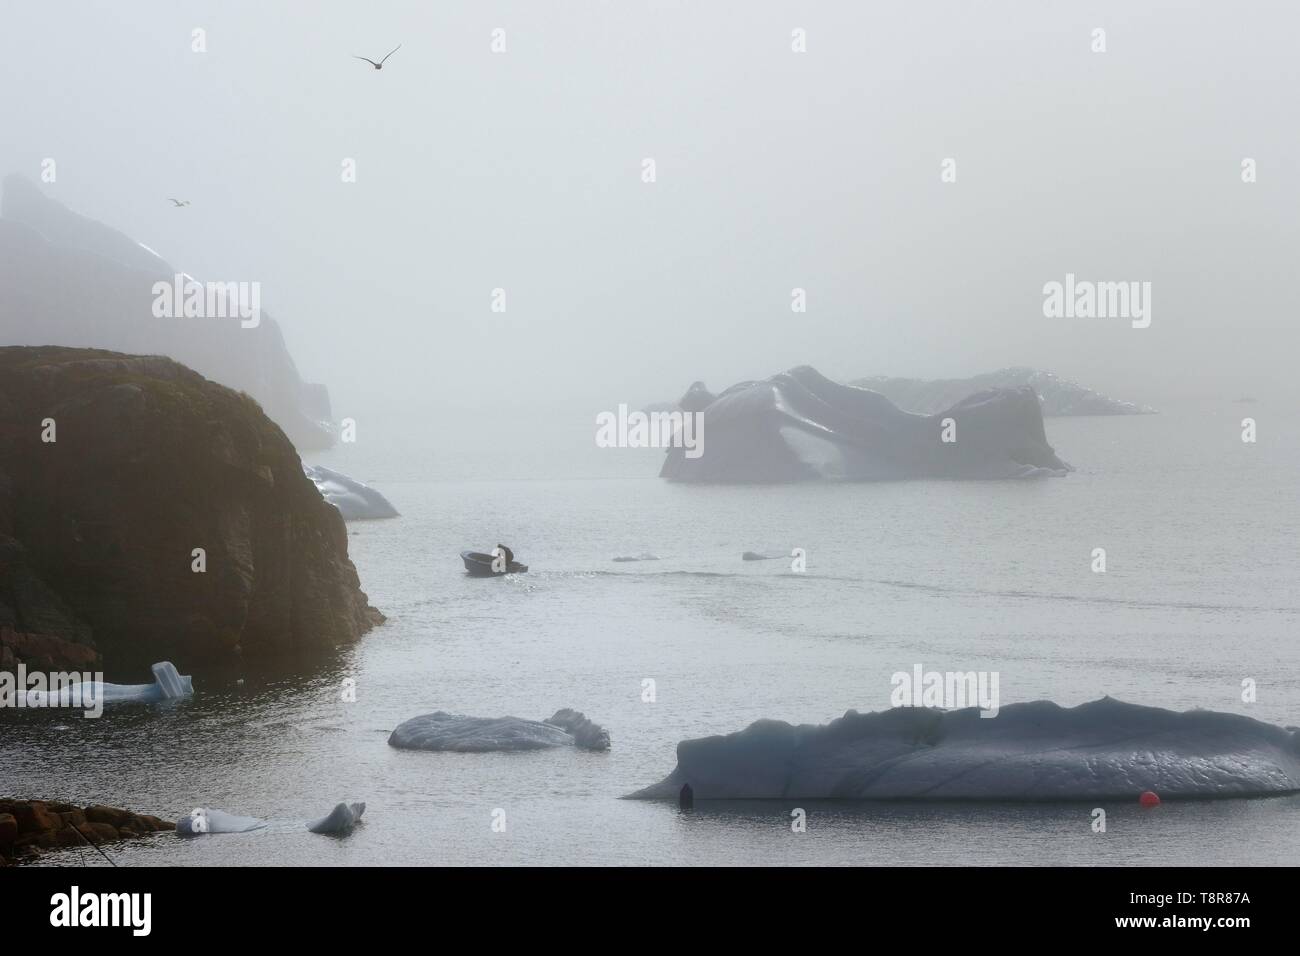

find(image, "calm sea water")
[4,403,1298,865]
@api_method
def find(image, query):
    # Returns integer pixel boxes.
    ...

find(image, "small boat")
[461,550,528,576]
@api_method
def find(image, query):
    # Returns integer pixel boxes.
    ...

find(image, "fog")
[3,0,1297,421]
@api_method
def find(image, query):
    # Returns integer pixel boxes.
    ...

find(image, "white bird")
[353,44,400,70]
[167,198,190,207]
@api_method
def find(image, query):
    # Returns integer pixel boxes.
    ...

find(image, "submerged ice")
[628,698,1300,801]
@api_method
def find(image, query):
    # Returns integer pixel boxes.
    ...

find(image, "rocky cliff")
[0,175,335,450]
[0,347,382,672]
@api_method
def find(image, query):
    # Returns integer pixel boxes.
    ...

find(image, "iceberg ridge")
[628,698,1300,801]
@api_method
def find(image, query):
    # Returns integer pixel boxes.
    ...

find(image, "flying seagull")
[167,198,190,207]
[353,44,400,70]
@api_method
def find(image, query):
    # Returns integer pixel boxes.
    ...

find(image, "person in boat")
[496,543,515,567]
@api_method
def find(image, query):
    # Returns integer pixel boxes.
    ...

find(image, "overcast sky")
[3,0,1297,418]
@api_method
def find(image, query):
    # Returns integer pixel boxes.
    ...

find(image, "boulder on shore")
[0,798,175,865]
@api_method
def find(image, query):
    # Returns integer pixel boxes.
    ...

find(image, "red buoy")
[1139,790,1161,807]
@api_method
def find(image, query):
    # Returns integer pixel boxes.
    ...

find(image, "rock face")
[388,710,610,752]
[0,799,174,865]
[0,174,335,450]
[0,626,100,672]
[852,368,1156,417]
[0,346,382,670]
[628,698,1300,801]
[660,366,1070,482]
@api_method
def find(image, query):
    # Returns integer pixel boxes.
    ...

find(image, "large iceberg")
[852,367,1156,417]
[303,465,399,520]
[388,709,610,752]
[659,366,1070,482]
[628,698,1300,800]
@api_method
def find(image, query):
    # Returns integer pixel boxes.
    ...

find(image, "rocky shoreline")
[0,798,174,865]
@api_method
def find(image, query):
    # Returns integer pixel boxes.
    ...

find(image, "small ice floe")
[303,464,399,520]
[306,801,366,834]
[20,661,192,708]
[388,709,610,752]
[177,802,366,836]
[177,809,266,835]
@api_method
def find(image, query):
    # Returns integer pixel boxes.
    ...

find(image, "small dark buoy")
[1139,790,1161,807]
[678,783,694,810]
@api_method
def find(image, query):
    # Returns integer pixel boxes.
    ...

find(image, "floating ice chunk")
[22,661,193,707]
[388,710,610,752]
[177,801,366,835]
[303,464,399,520]
[306,801,366,834]
[628,698,1300,801]
[144,661,191,700]
[177,808,266,836]
[544,709,611,751]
